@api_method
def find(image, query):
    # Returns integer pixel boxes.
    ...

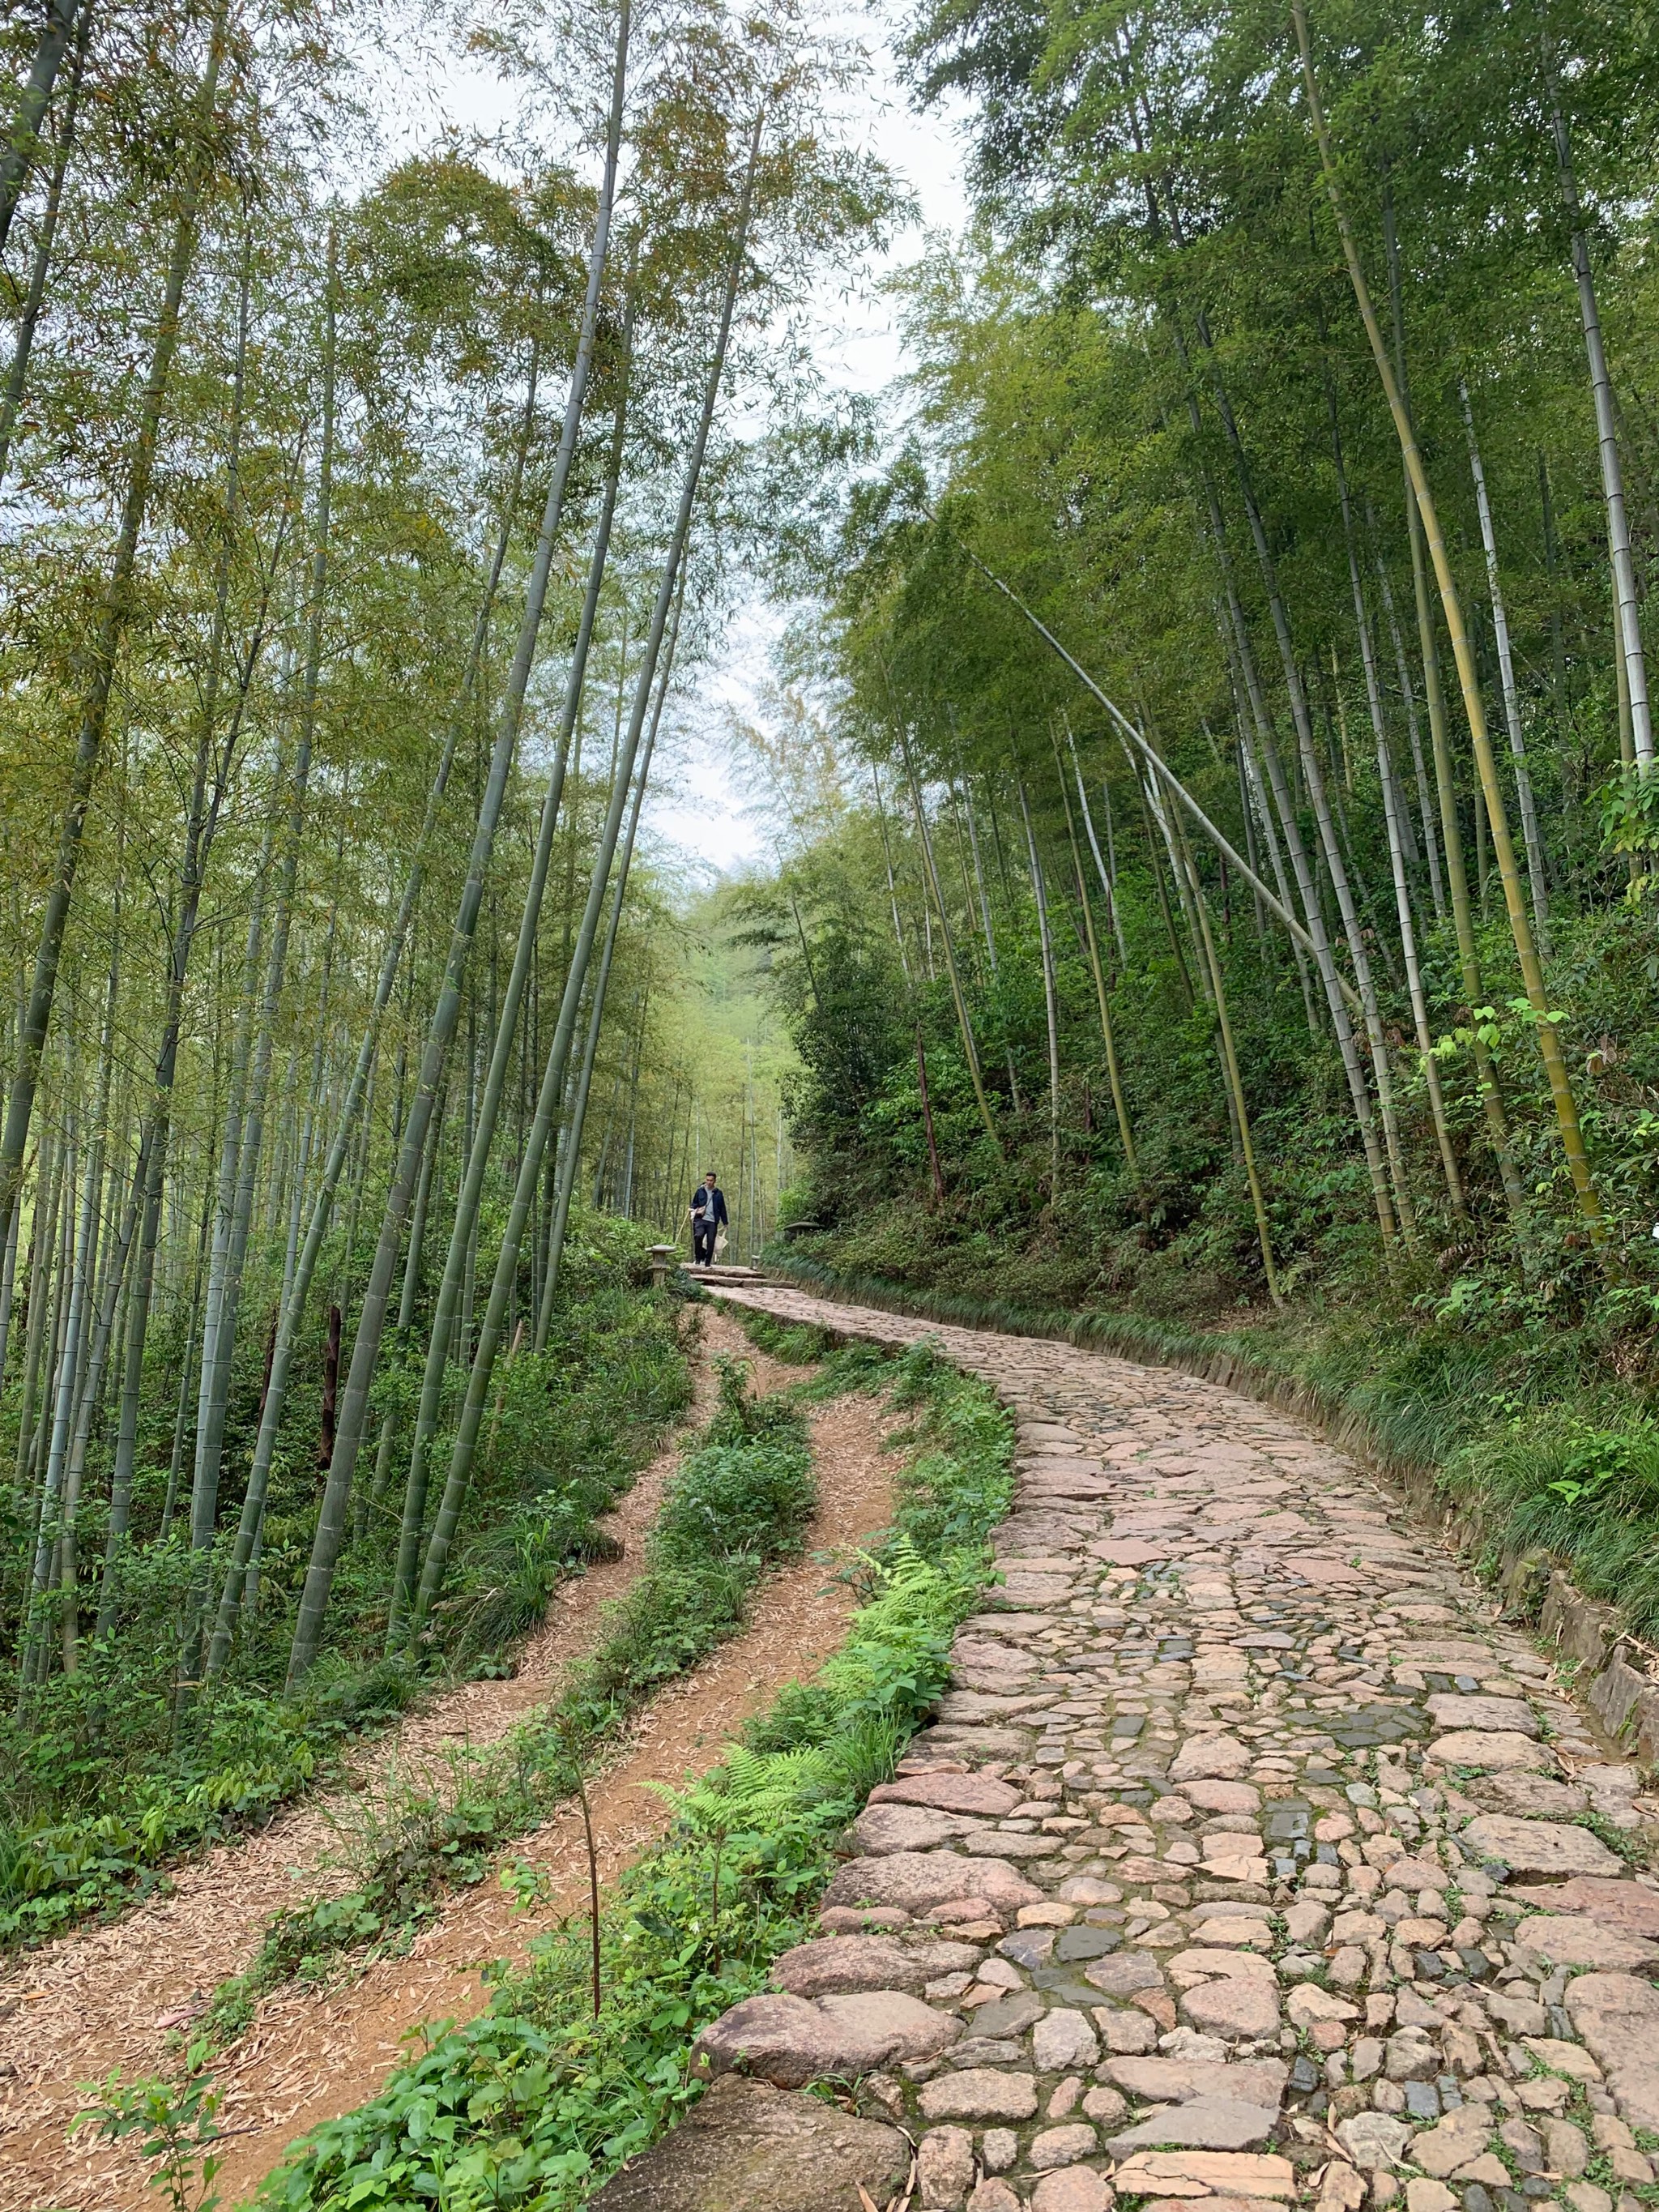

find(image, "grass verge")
[237,1339,1013,2210]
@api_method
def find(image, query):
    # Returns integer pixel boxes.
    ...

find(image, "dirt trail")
[1,1306,898,2211]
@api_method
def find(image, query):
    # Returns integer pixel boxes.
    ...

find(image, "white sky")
[378,0,970,886]
[646,2,969,880]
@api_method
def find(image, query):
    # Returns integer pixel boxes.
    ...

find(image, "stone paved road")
[681,1284,1659,2212]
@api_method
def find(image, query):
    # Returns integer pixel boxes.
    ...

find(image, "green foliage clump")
[0,1275,689,1950]
[257,1344,1013,2211]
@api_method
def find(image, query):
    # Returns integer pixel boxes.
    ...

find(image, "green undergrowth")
[1,1271,691,1953]
[772,1249,1659,1652]
[253,1339,1013,2212]
[197,1357,819,2048]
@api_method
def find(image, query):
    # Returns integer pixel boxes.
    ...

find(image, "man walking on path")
[689,1170,727,1266]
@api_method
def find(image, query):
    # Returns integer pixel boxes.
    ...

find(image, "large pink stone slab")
[1461,1815,1623,1877]
[692,1989,960,2089]
[869,1772,1023,1817]
[1507,1877,1659,1936]
[821,1850,1041,1918]
[1565,1971,1659,2126]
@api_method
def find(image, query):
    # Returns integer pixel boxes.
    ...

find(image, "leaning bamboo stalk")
[940,517,1362,1014]
[1293,1,1606,1248]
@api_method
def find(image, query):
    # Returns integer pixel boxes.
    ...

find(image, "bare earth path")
[646,1283,1659,2212]
[1,1306,898,2210]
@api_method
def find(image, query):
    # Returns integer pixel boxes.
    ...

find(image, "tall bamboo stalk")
[384,289,634,1639]
[1016,779,1063,1192]
[1171,804,1282,1303]
[1056,734,1139,1185]
[0,0,232,1266]
[286,7,631,1690]
[1461,381,1551,949]
[537,581,684,1340]
[896,727,1000,1149]
[398,111,764,1652]
[1545,53,1652,773]
[1294,2,1606,1249]
[0,2,90,493]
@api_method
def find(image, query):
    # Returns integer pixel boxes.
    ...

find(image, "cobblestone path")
[665,1284,1659,2212]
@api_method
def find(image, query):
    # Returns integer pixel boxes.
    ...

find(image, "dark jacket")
[690,1185,728,1228]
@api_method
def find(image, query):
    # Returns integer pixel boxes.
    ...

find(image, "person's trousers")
[693,1221,718,1266]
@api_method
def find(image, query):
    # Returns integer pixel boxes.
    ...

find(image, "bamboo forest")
[6,0,1659,2201]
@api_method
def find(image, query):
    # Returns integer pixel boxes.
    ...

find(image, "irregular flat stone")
[821,1851,1042,1918]
[917,2069,1040,2122]
[1108,2099,1279,2152]
[770,1936,926,1997]
[1030,2123,1099,2168]
[1030,2172,1114,2212]
[935,1693,1053,1722]
[1508,1878,1659,1936]
[1085,1951,1165,1998]
[970,1990,1044,2039]
[1427,1693,1538,1736]
[964,1832,1057,1860]
[869,1773,1023,1817]
[1469,1773,1589,1817]
[1430,1731,1553,1773]
[1461,1816,1623,1877]
[589,2073,910,2211]
[1390,1641,1498,1668]
[1110,2151,1295,2200]
[848,1803,969,1855]
[1286,1985,1358,2026]
[692,1991,959,2089]
[1166,1954,1280,2040]
[1515,1915,1659,1971]
[1522,2038,1603,2082]
[1182,1782,1262,1814]
[1170,1735,1252,1782]
[918,2126,975,2210]
[1336,2112,1415,2170]
[1107,2058,1288,2108]
[1408,2105,1492,2178]
[1033,2007,1100,2071]
[1564,1972,1659,2126]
